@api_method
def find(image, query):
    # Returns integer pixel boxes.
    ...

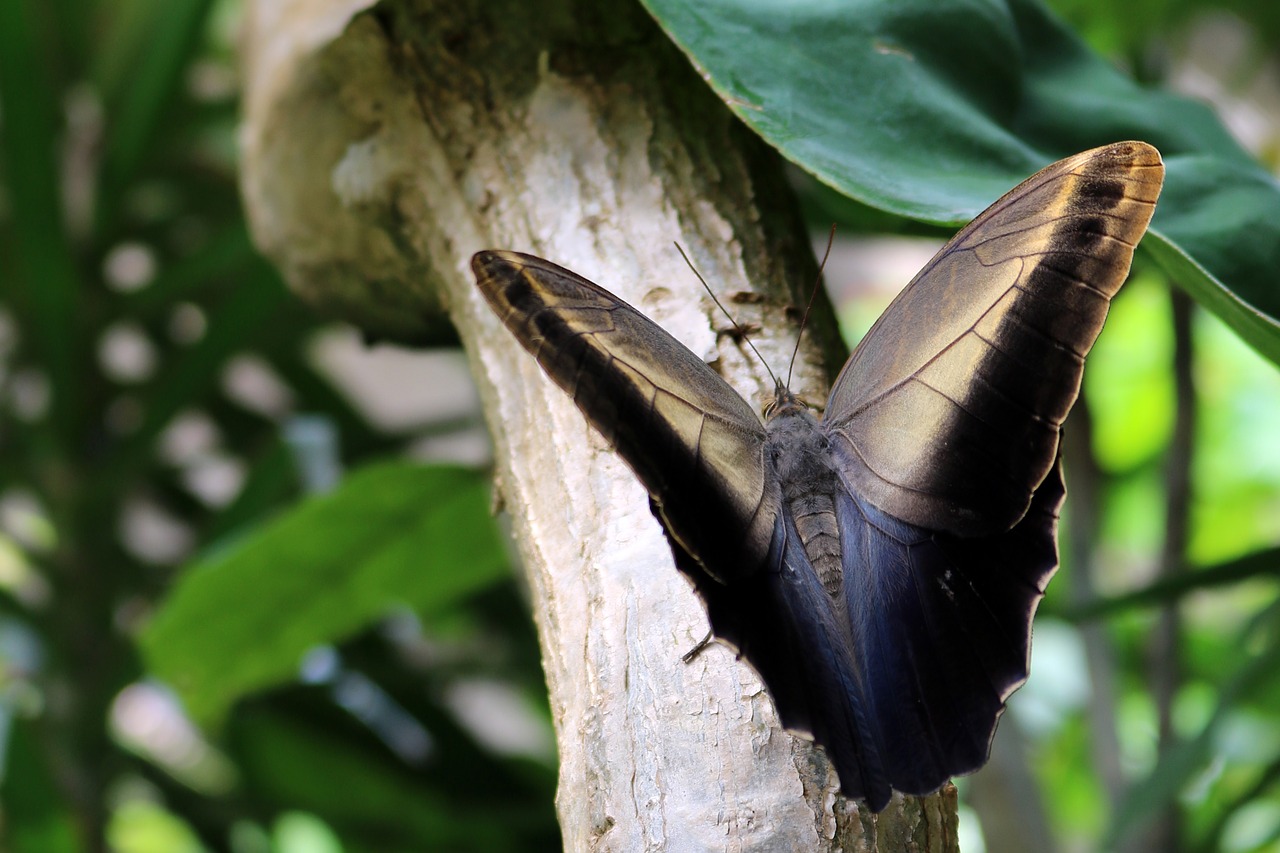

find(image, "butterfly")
[471,141,1163,811]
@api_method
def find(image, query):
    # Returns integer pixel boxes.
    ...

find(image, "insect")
[471,141,1163,811]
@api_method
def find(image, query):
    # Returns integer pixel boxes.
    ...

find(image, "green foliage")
[2,722,82,853]
[227,696,555,852]
[0,0,556,848]
[142,463,506,728]
[642,0,1280,365]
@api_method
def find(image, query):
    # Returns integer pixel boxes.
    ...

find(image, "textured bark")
[240,1,959,849]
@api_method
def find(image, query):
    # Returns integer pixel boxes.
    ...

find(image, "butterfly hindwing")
[834,465,1063,799]
[663,451,1063,811]
[663,504,892,808]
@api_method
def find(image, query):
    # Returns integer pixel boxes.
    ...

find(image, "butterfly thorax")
[763,382,810,420]
[765,409,844,598]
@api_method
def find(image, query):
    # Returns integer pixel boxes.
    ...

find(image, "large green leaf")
[641,0,1280,365]
[141,462,508,727]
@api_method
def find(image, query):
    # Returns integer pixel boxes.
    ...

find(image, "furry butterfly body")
[471,141,1163,810]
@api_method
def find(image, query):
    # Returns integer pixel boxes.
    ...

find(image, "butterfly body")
[767,406,844,597]
[661,379,1064,811]
[471,141,1163,811]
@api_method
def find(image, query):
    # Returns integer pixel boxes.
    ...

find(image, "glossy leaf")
[640,0,1280,364]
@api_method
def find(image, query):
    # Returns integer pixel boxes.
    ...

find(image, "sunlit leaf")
[1085,273,1174,472]
[107,801,205,853]
[141,462,509,727]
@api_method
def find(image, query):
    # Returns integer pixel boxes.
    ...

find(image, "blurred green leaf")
[99,256,289,489]
[1085,272,1174,472]
[141,462,508,727]
[1106,601,1280,846]
[231,703,541,853]
[1189,305,1280,565]
[271,813,342,853]
[641,0,1280,364]
[107,800,206,853]
[1202,752,1280,852]
[0,0,84,441]
[1,720,82,853]
[1044,0,1182,61]
[96,0,217,233]
[1066,545,1280,621]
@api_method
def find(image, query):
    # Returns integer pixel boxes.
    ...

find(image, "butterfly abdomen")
[767,409,844,597]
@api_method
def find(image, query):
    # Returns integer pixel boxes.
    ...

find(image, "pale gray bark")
[240,1,959,849]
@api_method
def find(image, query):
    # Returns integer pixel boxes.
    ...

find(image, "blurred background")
[1,1,1278,851]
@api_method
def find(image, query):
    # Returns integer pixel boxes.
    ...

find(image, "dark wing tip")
[471,248,525,277]
[1098,140,1160,160]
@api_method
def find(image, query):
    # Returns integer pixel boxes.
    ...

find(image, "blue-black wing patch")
[662,461,1062,810]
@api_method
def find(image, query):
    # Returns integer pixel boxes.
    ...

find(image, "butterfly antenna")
[785,223,836,390]
[673,243,778,388]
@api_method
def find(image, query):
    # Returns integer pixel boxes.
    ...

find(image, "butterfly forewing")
[472,251,778,579]
[825,141,1164,536]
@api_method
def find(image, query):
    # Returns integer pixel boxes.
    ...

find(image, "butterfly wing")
[830,464,1063,803]
[665,452,1064,812]
[471,250,778,578]
[825,141,1163,536]
[801,142,1161,802]
[664,505,894,808]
